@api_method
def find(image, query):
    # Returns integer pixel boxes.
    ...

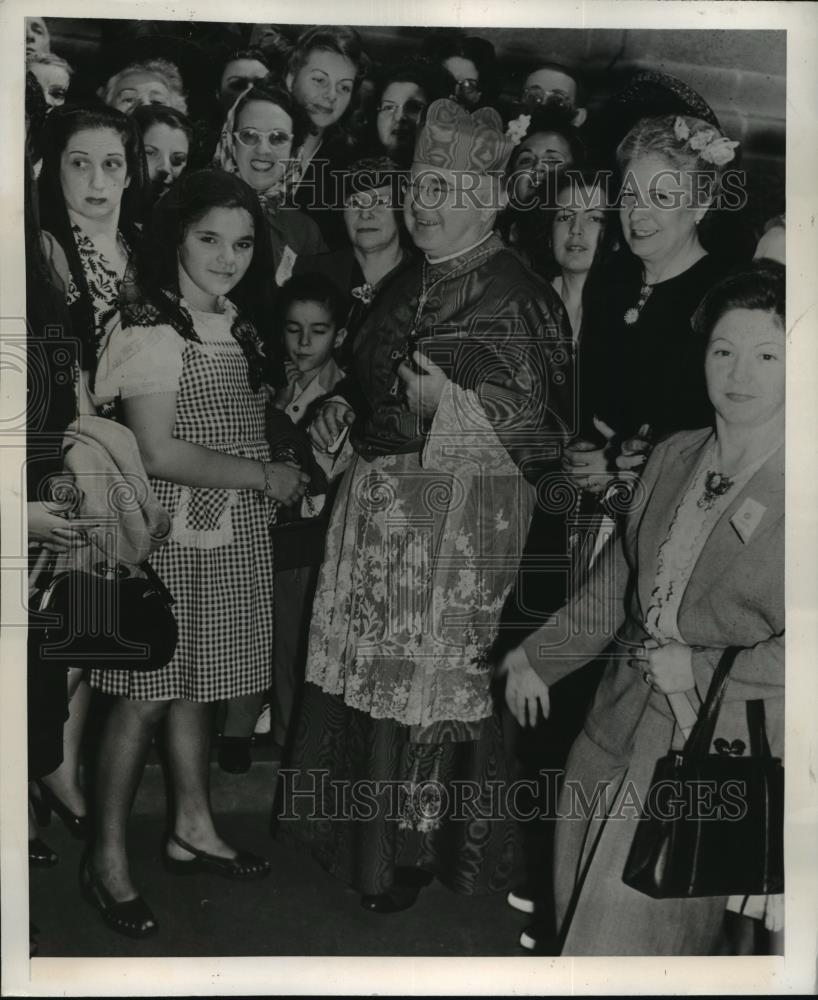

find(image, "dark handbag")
[622,646,784,898]
[31,556,178,671]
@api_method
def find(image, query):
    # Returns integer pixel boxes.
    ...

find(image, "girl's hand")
[497,645,551,727]
[631,639,695,694]
[264,462,311,506]
[27,502,91,554]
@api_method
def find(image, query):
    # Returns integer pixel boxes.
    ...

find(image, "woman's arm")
[122,392,308,502]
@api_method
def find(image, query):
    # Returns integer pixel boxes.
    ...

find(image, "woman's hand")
[308,399,355,453]
[497,645,551,727]
[263,462,311,506]
[562,417,617,494]
[27,502,91,554]
[398,351,449,419]
[631,639,695,694]
[615,423,653,473]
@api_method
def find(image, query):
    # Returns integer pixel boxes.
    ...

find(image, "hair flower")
[700,136,740,166]
[688,127,717,152]
[506,114,531,146]
[673,116,690,142]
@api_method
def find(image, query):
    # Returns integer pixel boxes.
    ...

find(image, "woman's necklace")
[624,281,654,326]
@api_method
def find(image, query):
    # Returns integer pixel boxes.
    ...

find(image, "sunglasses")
[346,191,394,210]
[233,127,293,149]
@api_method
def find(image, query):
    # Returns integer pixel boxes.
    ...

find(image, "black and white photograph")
[1,0,817,994]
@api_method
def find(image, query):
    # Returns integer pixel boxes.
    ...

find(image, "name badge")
[275,245,297,287]
[730,498,766,544]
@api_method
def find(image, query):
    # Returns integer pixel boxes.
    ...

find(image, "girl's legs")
[39,668,90,815]
[165,699,240,859]
[90,696,169,900]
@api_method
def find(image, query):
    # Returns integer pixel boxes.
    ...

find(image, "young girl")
[85,169,309,939]
[218,273,348,772]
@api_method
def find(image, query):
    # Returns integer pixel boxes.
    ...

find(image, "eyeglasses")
[521,86,573,107]
[454,79,480,94]
[376,99,427,120]
[233,127,293,149]
[346,191,394,210]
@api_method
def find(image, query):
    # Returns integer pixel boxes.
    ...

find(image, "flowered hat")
[413,98,515,175]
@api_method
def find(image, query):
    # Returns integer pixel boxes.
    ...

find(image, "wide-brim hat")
[605,69,721,151]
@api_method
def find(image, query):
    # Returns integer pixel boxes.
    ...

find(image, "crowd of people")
[24,17,785,958]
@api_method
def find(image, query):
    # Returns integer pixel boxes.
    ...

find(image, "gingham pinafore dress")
[90,309,274,701]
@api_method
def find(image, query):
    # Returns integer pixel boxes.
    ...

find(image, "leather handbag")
[30,555,178,671]
[622,646,784,898]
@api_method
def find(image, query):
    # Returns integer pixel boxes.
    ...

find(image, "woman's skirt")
[277,682,520,897]
[554,700,728,956]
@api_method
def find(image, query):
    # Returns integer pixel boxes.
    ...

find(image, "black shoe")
[162,832,270,881]
[360,884,422,913]
[29,836,58,868]
[79,854,158,939]
[217,736,252,774]
[32,780,88,839]
[360,869,433,914]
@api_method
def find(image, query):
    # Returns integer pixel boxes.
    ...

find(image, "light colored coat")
[523,426,784,759]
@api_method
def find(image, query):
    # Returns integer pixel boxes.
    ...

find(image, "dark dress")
[291,132,359,251]
[26,265,77,778]
[579,250,731,441]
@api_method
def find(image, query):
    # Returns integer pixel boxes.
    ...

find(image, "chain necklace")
[623,281,654,326]
[388,239,499,396]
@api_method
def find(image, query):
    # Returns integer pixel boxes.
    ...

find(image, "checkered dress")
[90,310,274,702]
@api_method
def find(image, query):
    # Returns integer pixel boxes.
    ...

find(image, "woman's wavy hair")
[287,25,367,149]
[692,261,785,341]
[616,113,737,209]
[131,103,194,145]
[515,167,617,284]
[101,58,188,114]
[132,168,275,384]
[37,105,149,370]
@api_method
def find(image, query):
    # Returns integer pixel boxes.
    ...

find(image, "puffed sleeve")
[94,324,185,402]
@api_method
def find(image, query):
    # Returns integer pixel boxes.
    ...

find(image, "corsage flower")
[688,128,717,152]
[699,136,740,166]
[673,116,690,141]
[506,114,531,146]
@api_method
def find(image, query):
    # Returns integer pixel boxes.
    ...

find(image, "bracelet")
[261,461,277,502]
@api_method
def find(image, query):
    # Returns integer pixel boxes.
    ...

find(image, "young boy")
[267,273,349,751]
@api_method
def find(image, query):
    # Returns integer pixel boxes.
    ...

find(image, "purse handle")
[683,646,772,761]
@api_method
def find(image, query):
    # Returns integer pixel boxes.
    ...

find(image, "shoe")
[217,736,252,774]
[32,780,88,839]
[162,832,270,881]
[79,854,158,939]
[253,703,271,735]
[29,836,58,868]
[519,925,538,951]
[519,919,555,955]
[360,885,422,913]
[507,888,536,914]
[360,868,433,913]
